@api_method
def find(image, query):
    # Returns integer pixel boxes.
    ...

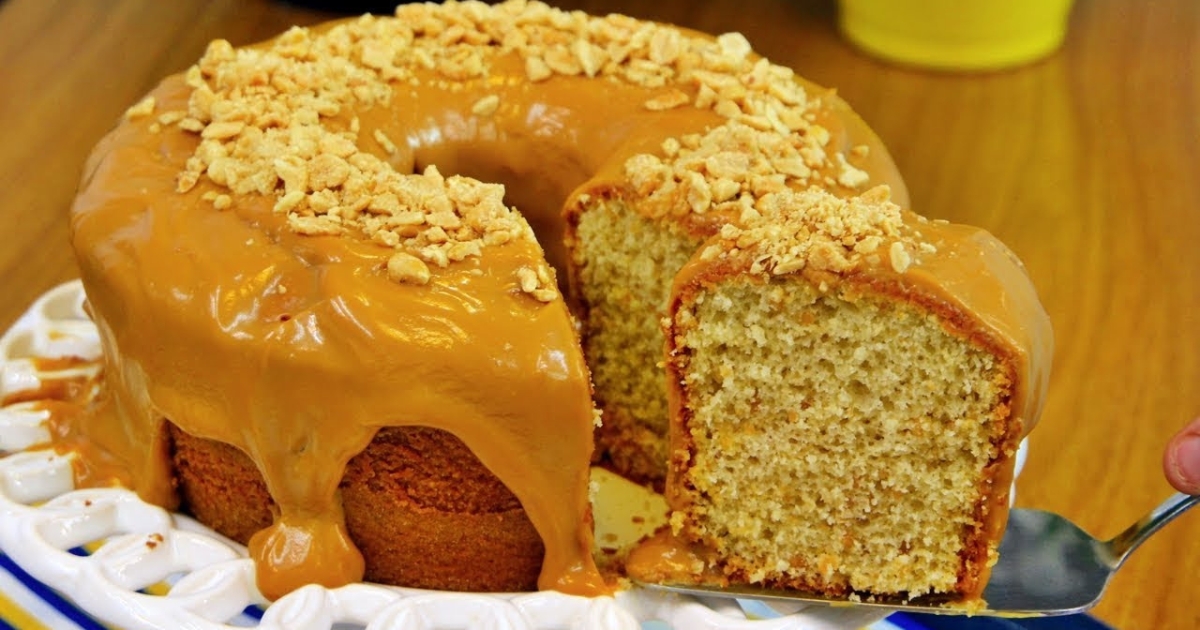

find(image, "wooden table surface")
[1,0,1196,627]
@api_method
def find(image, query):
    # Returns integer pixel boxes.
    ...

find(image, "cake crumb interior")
[575,199,701,480]
[678,278,1007,597]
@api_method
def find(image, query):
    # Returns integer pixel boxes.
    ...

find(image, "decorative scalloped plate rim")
[0,281,1025,630]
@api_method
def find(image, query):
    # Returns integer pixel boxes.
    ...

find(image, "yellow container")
[838,0,1074,71]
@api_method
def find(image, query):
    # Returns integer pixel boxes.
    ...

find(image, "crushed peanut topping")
[889,241,911,274]
[700,186,928,278]
[158,0,869,281]
[643,89,691,111]
[125,96,156,119]
[515,263,558,302]
[170,17,534,276]
[373,129,398,155]
[626,121,840,219]
[386,252,432,285]
[471,94,501,116]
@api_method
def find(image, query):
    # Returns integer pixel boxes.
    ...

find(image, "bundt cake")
[624,186,1051,604]
[52,0,1050,606]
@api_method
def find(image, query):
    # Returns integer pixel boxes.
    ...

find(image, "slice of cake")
[628,186,1052,604]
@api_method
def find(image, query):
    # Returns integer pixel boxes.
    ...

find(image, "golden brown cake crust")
[169,424,275,545]
[170,424,544,592]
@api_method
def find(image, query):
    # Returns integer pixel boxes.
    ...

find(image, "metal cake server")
[644,492,1199,617]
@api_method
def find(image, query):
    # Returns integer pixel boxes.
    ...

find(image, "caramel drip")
[0,357,134,492]
[65,31,905,600]
[1,357,96,407]
[624,529,726,585]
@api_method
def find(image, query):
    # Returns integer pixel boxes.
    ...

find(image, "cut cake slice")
[628,186,1052,605]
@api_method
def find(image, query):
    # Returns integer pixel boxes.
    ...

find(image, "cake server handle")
[1100,492,1199,569]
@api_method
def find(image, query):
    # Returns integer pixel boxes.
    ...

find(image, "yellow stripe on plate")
[0,586,54,630]
[141,581,172,596]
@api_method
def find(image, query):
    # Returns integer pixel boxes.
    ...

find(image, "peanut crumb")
[373,129,397,154]
[125,96,156,119]
[515,264,557,302]
[516,266,539,293]
[472,94,501,116]
[386,252,432,285]
[200,120,245,140]
[836,153,870,189]
[525,56,553,82]
[158,110,187,126]
[644,89,690,111]
[890,241,912,273]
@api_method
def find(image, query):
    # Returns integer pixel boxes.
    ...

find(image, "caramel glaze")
[0,357,128,492]
[1,357,97,407]
[628,213,1053,601]
[67,28,906,600]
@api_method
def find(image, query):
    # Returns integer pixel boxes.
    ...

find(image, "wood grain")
[0,0,1197,627]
